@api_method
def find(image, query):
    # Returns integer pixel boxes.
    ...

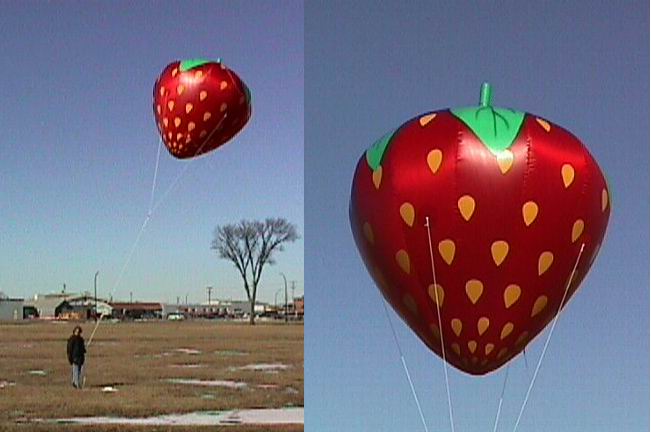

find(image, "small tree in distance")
[211,218,299,325]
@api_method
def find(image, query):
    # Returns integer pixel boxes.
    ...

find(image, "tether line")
[425,216,455,432]
[88,116,227,347]
[492,364,510,432]
[381,299,430,432]
[511,243,585,432]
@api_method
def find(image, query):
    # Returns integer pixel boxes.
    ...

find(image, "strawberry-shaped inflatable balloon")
[349,83,610,375]
[153,59,251,159]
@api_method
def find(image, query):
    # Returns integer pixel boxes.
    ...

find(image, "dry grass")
[0,320,303,431]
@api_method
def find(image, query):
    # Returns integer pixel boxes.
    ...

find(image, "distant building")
[0,292,24,321]
[24,293,74,319]
[110,302,162,320]
[294,296,304,316]
[57,296,113,320]
[178,303,224,319]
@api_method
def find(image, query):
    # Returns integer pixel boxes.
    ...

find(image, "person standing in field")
[67,326,86,389]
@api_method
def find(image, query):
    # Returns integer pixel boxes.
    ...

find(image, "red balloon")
[349,84,610,375]
[153,59,251,159]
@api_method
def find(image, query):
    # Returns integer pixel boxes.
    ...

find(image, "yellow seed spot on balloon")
[185,134,191,144]
[171,68,178,77]
[195,70,204,79]
[400,203,415,227]
[403,294,418,315]
[178,143,184,150]
[427,149,443,174]
[200,91,208,101]
[167,131,172,140]
[428,284,444,307]
[504,284,521,309]
[531,295,548,317]
[419,113,436,126]
[396,250,410,274]
[477,317,489,336]
[168,100,175,111]
[430,324,441,342]
[177,84,184,95]
[601,189,608,212]
[438,239,455,265]
[176,133,183,141]
[185,103,193,114]
[468,340,477,354]
[536,118,551,132]
[372,266,388,290]
[572,219,584,243]
[491,240,509,266]
[496,150,514,174]
[160,87,165,96]
[451,319,462,337]
[516,331,529,346]
[163,118,169,127]
[500,322,514,340]
[199,130,207,138]
[156,105,161,115]
[458,195,476,221]
[497,347,508,359]
[362,222,374,244]
[203,112,212,122]
[522,201,539,226]
[372,167,382,189]
[174,117,181,128]
[538,251,554,275]
[188,122,196,132]
[451,343,461,356]
[220,81,228,90]
[465,279,483,304]
[485,343,495,355]
[561,164,575,188]
[220,103,227,112]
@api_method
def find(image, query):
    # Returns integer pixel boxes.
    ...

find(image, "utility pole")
[291,281,296,318]
[62,283,66,294]
[280,273,288,323]
[206,286,213,305]
[176,296,180,305]
[185,293,188,305]
[130,291,133,303]
[94,271,99,321]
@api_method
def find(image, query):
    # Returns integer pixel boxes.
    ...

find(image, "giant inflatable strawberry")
[153,58,251,159]
[349,83,610,375]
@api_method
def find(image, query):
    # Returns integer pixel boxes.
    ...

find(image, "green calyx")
[180,58,219,71]
[365,130,396,171]
[451,83,525,153]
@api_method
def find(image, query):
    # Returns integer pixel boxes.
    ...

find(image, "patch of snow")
[166,379,246,389]
[52,408,304,426]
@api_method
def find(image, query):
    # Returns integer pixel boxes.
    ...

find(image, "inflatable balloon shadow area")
[349,83,610,375]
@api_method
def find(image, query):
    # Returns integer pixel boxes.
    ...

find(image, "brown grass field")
[0,320,303,432]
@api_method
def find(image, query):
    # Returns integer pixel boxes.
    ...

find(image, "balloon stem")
[480,82,492,107]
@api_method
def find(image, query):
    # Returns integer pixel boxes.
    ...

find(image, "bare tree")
[211,218,299,324]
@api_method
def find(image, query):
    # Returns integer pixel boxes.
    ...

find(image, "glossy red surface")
[153,61,251,159]
[350,111,610,375]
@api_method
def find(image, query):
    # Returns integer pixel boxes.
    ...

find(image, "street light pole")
[280,272,288,323]
[94,271,99,321]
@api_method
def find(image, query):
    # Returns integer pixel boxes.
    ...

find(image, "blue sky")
[0,1,303,304]
[305,2,648,431]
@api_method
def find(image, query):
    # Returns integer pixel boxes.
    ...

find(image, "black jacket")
[67,335,86,365]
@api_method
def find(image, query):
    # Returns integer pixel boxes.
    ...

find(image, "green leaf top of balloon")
[451,83,525,154]
[180,59,217,72]
[366,129,397,171]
